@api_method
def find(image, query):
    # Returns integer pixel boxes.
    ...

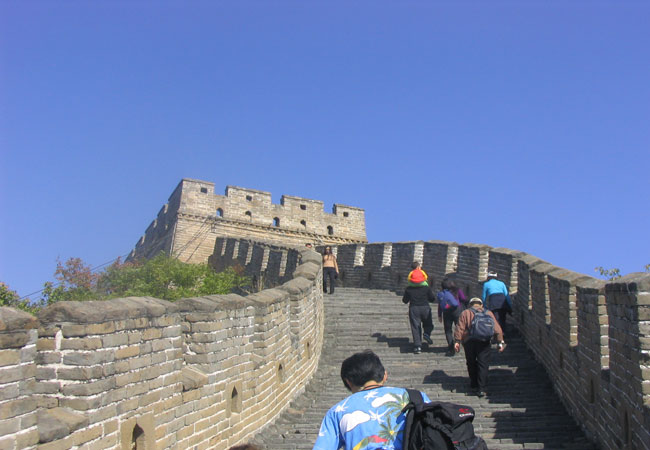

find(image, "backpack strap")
[402,389,422,450]
[406,388,423,407]
[403,391,458,450]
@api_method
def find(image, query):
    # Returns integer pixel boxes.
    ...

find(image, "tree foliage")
[594,264,650,281]
[0,282,39,314]
[96,254,250,301]
[34,253,251,309]
[42,257,99,304]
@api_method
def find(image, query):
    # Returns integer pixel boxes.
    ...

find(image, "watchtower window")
[131,424,145,449]
[273,217,280,227]
[300,204,306,210]
[343,212,349,217]
[246,195,252,201]
[327,225,334,235]
[216,208,223,218]
[230,386,242,414]
[300,220,306,229]
[200,187,208,194]
[278,363,285,383]
[245,211,252,222]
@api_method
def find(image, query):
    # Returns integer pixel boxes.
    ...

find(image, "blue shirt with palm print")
[313,386,431,450]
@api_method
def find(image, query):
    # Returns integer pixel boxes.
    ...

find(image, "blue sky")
[1,1,648,300]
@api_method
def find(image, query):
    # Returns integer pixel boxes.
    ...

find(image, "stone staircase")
[250,288,596,450]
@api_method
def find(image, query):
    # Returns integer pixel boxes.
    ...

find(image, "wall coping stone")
[518,254,548,267]
[547,269,594,285]
[574,277,606,291]
[299,249,322,266]
[293,262,320,281]
[459,243,491,249]
[181,366,208,391]
[0,306,39,331]
[37,408,88,444]
[605,272,650,293]
[427,240,460,246]
[181,293,252,312]
[248,288,288,306]
[176,294,248,312]
[491,247,527,258]
[38,297,177,323]
[530,262,566,276]
[279,277,313,296]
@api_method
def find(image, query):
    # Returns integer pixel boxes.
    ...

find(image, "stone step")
[249,288,596,450]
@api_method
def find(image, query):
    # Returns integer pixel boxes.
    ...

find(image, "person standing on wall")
[454,297,505,397]
[322,246,339,294]
[437,279,462,356]
[402,275,435,354]
[445,277,468,310]
[482,271,512,335]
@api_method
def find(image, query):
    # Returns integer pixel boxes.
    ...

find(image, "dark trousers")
[323,267,337,294]
[409,305,433,347]
[442,307,461,350]
[491,308,507,335]
[463,340,492,391]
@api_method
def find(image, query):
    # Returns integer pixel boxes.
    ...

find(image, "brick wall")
[0,242,324,449]
[3,236,648,449]
[321,240,650,450]
[0,308,39,449]
[130,179,367,262]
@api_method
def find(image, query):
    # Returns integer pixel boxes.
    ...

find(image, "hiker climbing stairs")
[250,288,596,450]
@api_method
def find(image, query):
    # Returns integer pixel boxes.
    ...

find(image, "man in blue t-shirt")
[482,271,512,335]
[313,350,430,450]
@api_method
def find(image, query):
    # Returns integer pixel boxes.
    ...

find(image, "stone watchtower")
[129,178,367,263]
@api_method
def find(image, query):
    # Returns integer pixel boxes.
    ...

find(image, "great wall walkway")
[250,288,597,450]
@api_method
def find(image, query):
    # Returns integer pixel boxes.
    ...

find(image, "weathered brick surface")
[251,288,599,450]
[2,235,649,449]
[0,243,323,449]
[325,241,649,450]
[130,178,367,263]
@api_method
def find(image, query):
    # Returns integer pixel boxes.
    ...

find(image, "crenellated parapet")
[3,235,648,449]
[129,179,367,263]
[0,240,324,450]
[320,240,650,450]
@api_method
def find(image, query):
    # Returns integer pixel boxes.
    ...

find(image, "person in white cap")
[482,271,511,335]
[454,297,504,397]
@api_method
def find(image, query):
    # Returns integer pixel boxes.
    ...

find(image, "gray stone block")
[37,407,88,443]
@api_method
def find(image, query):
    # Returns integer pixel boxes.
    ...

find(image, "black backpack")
[468,310,494,342]
[402,389,488,450]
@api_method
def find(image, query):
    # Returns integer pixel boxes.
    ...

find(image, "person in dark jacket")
[437,279,462,356]
[402,284,435,354]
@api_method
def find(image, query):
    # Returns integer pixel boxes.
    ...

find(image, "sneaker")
[414,346,422,354]
[477,391,486,398]
[423,334,433,345]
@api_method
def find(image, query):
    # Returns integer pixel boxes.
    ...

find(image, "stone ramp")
[250,288,596,450]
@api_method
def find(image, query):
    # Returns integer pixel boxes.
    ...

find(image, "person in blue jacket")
[482,271,511,336]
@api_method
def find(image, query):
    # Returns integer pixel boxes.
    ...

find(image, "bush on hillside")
[35,253,251,310]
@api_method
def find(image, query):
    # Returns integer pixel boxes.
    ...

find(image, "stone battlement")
[0,240,324,450]
[129,179,367,263]
[319,240,650,450]
[2,236,648,449]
